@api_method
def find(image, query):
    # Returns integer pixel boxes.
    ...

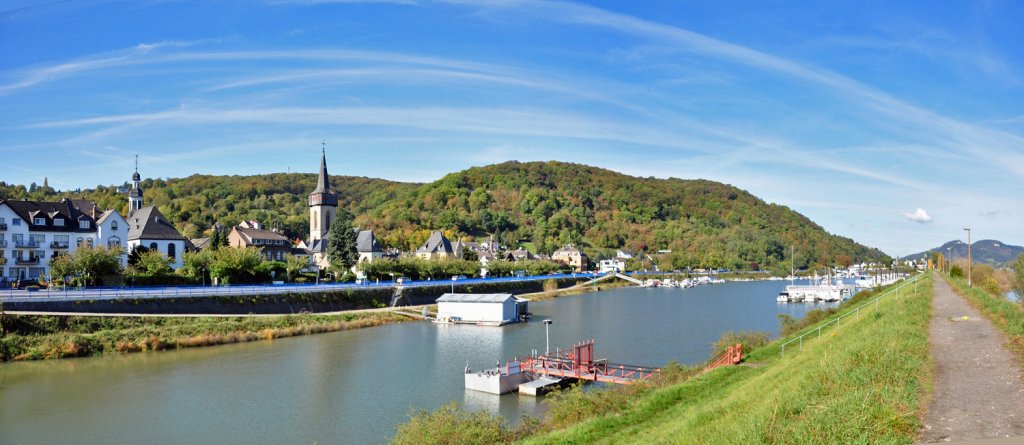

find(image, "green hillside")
[0,161,888,273]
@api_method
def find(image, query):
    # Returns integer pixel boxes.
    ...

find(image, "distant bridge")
[613,273,644,285]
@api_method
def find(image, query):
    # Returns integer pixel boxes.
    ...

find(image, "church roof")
[357,230,382,253]
[128,206,186,241]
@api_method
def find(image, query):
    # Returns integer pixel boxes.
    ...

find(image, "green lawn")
[521,274,934,445]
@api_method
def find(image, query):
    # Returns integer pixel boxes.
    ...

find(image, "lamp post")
[542,319,553,355]
[963,226,971,288]
[451,276,457,293]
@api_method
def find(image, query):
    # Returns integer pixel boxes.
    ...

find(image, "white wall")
[97,213,129,267]
[437,301,516,323]
[128,239,185,270]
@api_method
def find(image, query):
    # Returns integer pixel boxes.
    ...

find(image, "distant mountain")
[1,161,889,273]
[903,239,1024,267]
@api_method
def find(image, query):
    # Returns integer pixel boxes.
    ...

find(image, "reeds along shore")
[0,311,407,362]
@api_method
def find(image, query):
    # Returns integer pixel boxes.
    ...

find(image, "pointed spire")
[309,142,338,207]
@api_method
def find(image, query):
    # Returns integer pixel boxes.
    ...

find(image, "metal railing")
[0,272,598,302]
[0,223,7,230]
[14,240,40,248]
[780,273,924,357]
[50,242,69,249]
[14,257,41,265]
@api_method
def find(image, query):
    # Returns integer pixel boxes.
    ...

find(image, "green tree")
[49,246,123,286]
[326,209,359,275]
[285,254,309,282]
[209,247,266,284]
[180,249,214,282]
[134,250,174,276]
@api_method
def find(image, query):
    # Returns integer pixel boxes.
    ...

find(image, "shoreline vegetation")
[0,276,628,362]
[392,275,934,445]
[0,310,407,362]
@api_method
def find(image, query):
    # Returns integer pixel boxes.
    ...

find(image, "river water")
[0,280,837,444]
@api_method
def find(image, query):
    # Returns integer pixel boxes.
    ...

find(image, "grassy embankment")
[394,274,934,445]
[941,273,1024,360]
[0,310,406,362]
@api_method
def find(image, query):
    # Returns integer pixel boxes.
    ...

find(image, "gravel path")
[919,277,1024,442]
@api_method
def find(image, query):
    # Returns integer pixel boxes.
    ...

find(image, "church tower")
[129,155,144,214]
[308,145,338,245]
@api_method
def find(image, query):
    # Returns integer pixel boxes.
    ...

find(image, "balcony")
[14,240,40,249]
[50,241,70,249]
[15,257,41,265]
[0,223,7,230]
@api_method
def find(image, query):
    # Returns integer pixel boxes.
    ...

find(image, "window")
[34,217,46,226]
[108,236,120,248]
[13,218,21,226]
[29,234,45,246]
[77,237,84,247]
[312,212,317,230]
[149,242,158,251]
[54,218,64,227]
[79,219,89,230]
[54,235,69,248]
[111,221,118,231]
[86,238,93,248]
[167,243,176,259]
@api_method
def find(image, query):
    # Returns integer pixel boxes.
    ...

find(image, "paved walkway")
[919,277,1024,442]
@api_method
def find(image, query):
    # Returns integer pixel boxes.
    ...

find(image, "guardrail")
[0,272,598,302]
[779,273,924,357]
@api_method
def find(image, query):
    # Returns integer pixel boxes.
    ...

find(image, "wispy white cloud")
[443,0,1024,179]
[902,208,933,224]
[0,40,208,95]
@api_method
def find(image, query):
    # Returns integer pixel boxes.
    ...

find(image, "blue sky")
[2,0,1023,256]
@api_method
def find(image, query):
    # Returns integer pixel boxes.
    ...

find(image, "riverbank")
[0,276,616,362]
[0,310,408,361]
[393,275,933,444]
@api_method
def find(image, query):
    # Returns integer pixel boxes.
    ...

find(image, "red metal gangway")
[703,343,743,373]
[513,340,661,385]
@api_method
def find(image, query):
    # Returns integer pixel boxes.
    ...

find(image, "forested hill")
[0,161,887,272]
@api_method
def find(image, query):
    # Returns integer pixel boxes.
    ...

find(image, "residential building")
[415,231,456,260]
[125,165,188,270]
[552,245,589,272]
[598,258,626,273]
[227,222,292,261]
[356,230,383,264]
[307,148,338,270]
[0,198,126,281]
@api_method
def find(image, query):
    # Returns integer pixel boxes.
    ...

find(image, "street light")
[963,226,972,288]
[451,276,457,293]
[542,319,553,355]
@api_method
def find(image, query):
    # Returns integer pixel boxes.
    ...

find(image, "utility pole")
[963,226,972,287]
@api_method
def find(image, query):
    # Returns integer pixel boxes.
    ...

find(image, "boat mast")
[790,245,794,285]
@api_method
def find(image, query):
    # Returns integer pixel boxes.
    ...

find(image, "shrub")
[710,331,769,360]
[950,264,963,278]
[392,402,514,445]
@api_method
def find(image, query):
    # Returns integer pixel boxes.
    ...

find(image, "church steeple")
[308,142,338,207]
[308,142,338,245]
[129,154,144,213]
